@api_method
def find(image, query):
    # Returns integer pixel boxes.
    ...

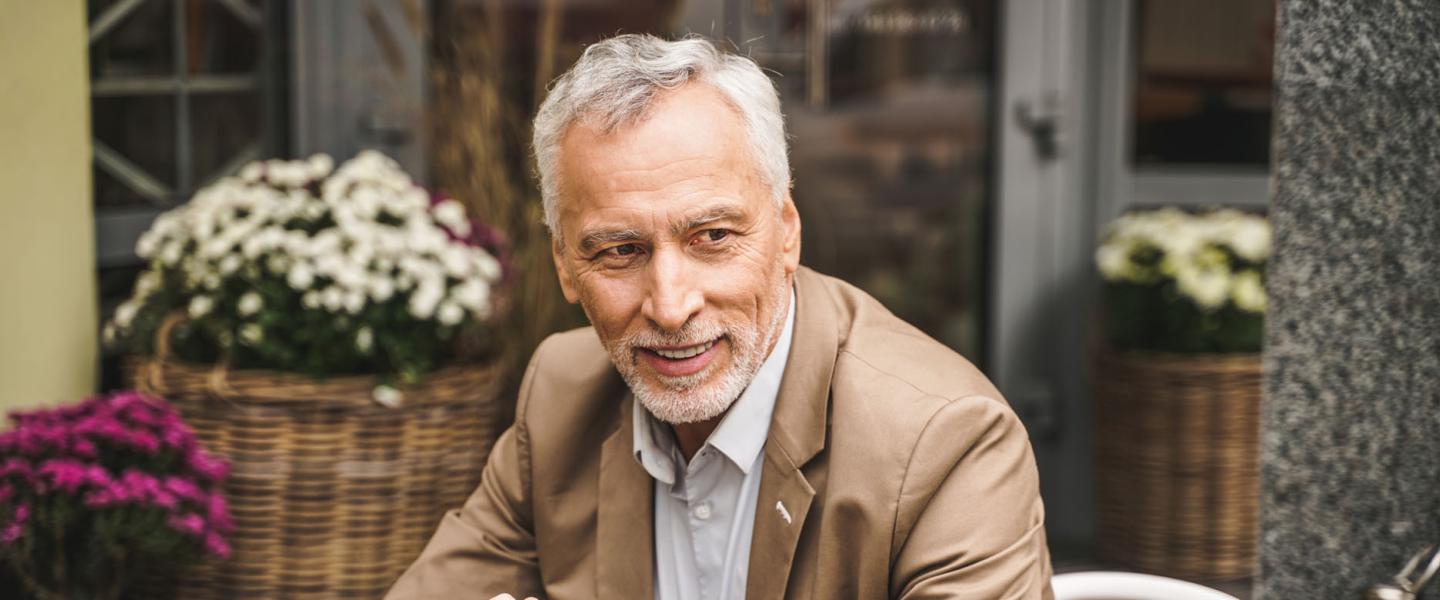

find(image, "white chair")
[1052,571,1241,600]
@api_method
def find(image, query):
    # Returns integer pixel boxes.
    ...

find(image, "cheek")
[575,274,644,331]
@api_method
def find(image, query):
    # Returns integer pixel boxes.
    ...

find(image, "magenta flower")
[0,523,20,545]
[162,476,204,504]
[203,531,232,559]
[186,451,230,483]
[167,512,206,537]
[1,389,235,578]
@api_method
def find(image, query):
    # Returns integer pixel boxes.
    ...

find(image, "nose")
[641,246,704,333]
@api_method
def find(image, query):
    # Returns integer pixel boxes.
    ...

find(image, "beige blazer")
[386,267,1053,599]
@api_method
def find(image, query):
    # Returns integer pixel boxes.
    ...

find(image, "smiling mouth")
[638,337,723,378]
[649,339,718,360]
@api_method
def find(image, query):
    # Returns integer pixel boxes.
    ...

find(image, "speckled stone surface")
[1260,1,1440,598]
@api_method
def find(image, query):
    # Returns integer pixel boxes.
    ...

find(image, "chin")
[632,365,749,424]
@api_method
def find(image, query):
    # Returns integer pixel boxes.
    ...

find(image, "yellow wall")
[0,1,97,409]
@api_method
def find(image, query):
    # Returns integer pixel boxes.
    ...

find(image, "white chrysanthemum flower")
[440,246,471,277]
[408,281,444,320]
[1228,218,1271,262]
[1231,270,1267,313]
[219,255,242,275]
[322,287,345,313]
[453,279,490,314]
[302,291,322,309]
[188,295,214,319]
[343,290,366,314]
[372,384,403,408]
[267,254,291,275]
[474,252,502,282]
[437,301,465,326]
[369,277,395,302]
[1095,242,1131,281]
[160,241,184,266]
[355,327,374,353]
[287,263,315,290]
[113,300,140,328]
[1175,265,1230,310]
[134,271,161,298]
[307,153,334,179]
[433,199,468,228]
[239,323,264,346]
[238,292,263,317]
[239,162,265,182]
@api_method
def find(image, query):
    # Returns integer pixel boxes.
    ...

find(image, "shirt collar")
[633,288,797,481]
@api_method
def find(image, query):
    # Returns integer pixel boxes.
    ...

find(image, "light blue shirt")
[633,291,796,600]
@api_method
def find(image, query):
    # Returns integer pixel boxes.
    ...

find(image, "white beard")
[604,271,791,425]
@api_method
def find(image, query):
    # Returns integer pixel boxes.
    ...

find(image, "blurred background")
[2,0,1279,595]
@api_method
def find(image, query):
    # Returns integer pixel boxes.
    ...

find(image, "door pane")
[1133,0,1276,166]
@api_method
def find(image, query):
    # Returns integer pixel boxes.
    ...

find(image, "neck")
[670,418,722,462]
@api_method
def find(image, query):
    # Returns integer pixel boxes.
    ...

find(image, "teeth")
[654,340,716,360]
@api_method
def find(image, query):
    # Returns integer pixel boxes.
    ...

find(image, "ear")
[779,194,802,274]
[552,238,581,304]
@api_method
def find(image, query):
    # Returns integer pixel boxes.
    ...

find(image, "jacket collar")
[767,266,838,469]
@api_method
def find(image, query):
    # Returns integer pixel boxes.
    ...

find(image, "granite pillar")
[1260,1,1440,597]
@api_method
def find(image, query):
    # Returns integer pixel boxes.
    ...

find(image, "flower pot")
[1093,348,1262,581]
[128,344,503,598]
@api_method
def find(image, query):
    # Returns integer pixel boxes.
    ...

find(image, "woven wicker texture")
[1094,349,1262,582]
[129,321,504,598]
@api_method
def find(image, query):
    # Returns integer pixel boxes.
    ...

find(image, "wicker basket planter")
[1093,348,1262,581]
[129,351,504,598]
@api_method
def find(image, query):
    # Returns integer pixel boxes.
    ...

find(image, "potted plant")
[1092,207,1270,581]
[105,150,508,598]
[0,391,232,600]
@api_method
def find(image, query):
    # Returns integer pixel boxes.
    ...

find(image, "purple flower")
[167,512,206,537]
[206,493,234,534]
[0,483,13,502]
[13,503,29,524]
[186,451,230,483]
[0,523,20,545]
[161,476,204,504]
[127,430,161,455]
[203,531,232,559]
[39,459,95,494]
[71,438,98,459]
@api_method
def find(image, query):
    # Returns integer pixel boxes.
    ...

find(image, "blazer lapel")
[596,395,653,600]
[745,267,840,599]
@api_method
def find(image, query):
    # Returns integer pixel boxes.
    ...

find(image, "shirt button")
[694,502,712,520]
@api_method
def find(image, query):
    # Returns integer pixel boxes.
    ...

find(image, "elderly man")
[387,34,1052,599]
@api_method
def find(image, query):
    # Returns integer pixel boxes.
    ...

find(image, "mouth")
[638,337,722,378]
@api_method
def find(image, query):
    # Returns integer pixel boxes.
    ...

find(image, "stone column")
[1260,1,1440,597]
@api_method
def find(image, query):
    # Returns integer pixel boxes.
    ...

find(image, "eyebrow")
[578,228,644,254]
[671,205,746,238]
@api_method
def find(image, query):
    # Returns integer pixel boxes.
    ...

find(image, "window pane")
[1132,0,1275,167]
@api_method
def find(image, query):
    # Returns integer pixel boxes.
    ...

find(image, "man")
[387,34,1052,599]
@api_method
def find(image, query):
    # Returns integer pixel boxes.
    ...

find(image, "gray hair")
[532,34,790,236]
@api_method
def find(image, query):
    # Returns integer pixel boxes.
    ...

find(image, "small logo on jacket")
[775,501,793,525]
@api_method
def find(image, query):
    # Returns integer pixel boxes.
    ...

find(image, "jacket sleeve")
[889,395,1054,600]
[384,357,546,599]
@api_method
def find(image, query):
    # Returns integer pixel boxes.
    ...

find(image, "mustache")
[622,321,727,350]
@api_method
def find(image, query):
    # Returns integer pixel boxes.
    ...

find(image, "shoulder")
[809,270,1021,458]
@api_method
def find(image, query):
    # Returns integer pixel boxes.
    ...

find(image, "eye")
[602,243,641,258]
[700,229,730,243]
